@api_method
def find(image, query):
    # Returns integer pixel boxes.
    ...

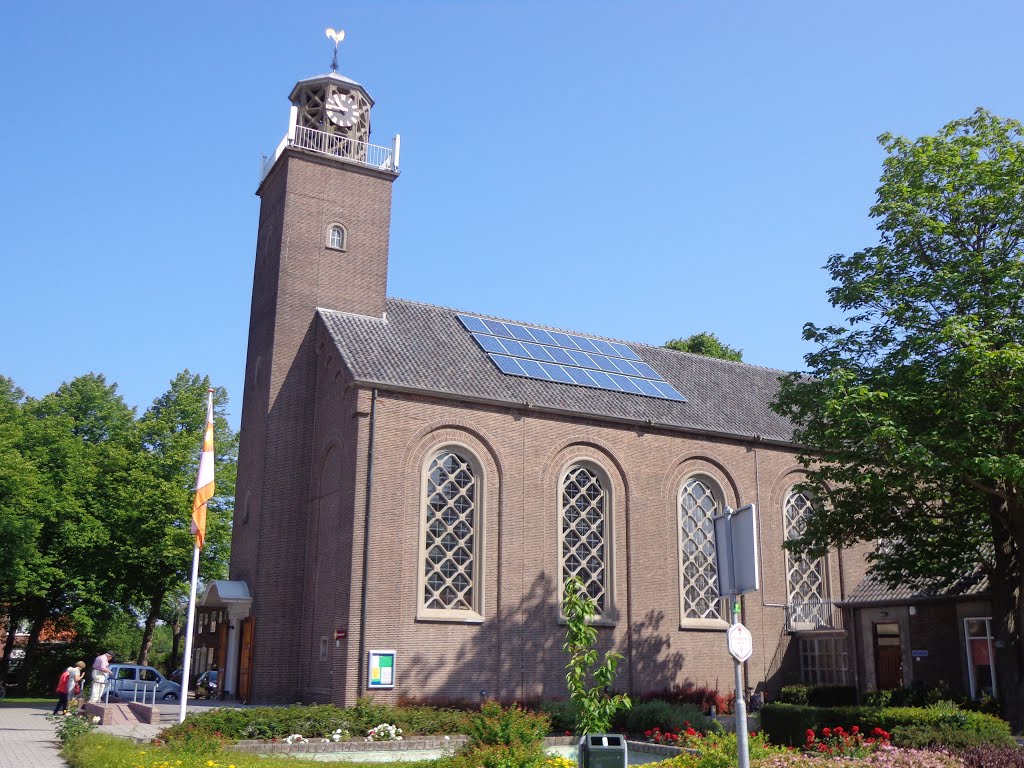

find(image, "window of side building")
[418,448,483,622]
[784,489,830,630]
[560,463,614,622]
[678,475,727,627]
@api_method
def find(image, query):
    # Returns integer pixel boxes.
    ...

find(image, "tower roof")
[289,71,375,108]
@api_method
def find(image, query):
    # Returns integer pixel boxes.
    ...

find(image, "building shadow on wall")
[400,573,687,703]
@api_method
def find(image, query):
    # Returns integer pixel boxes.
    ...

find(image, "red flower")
[851,726,860,734]
[822,728,831,737]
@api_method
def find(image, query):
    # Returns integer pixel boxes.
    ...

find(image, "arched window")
[561,464,610,616]
[784,489,829,627]
[420,449,481,620]
[679,476,724,622]
[327,224,347,250]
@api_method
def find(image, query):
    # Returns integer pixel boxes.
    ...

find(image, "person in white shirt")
[53,660,85,714]
[88,651,114,703]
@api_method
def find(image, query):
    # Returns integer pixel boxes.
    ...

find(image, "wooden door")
[874,622,903,690]
[238,618,255,703]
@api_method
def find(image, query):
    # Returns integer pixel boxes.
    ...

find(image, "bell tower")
[231,31,399,702]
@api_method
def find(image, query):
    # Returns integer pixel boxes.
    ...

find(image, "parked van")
[106,664,182,701]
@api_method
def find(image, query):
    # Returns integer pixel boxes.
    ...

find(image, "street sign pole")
[715,505,758,768]
[730,597,750,768]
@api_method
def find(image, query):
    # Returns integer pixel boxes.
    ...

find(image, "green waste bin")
[578,734,628,768]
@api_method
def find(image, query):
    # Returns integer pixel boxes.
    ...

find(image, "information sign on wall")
[368,650,395,689]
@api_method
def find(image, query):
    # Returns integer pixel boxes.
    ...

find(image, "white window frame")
[784,489,830,629]
[559,462,616,624]
[326,223,347,251]
[677,475,728,629]
[964,616,997,700]
[417,445,484,623]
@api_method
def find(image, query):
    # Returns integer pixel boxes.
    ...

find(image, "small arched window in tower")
[327,224,347,251]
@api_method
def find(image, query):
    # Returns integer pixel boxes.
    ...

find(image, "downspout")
[357,388,378,693]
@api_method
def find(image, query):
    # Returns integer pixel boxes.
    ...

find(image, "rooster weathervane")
[325,27,345,73]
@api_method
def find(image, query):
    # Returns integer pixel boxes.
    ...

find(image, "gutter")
[356,388,378,693]
[345,379,801,450]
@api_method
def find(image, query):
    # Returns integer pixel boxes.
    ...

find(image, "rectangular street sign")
[714,503,760,596]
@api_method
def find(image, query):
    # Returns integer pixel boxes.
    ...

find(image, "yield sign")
[727,623,753,663]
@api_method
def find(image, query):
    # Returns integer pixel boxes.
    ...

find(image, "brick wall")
[289,380,871,706]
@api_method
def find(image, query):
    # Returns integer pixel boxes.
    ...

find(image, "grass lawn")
[64,733,440,768]
[0,697,53,704]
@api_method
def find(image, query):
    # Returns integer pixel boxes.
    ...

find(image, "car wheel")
[162,692,178,701]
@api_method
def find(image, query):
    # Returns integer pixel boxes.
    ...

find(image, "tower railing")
[259,126,395,177]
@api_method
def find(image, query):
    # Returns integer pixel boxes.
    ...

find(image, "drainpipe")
[357,388,378,693]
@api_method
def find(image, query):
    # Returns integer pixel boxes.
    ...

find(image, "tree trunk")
[137,591,164,666]
[16,605,47,692]
[989,497,1024,733]
[1,613,18,680]
[171,618,182,671]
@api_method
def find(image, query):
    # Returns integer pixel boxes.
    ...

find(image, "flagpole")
[179,388,216,724]
[178,541,200,723]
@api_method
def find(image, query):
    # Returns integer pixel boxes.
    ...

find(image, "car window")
[139,668,160,682]
[116,668,136,680]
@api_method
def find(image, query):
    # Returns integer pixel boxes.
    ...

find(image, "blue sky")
[3,2,1023,429]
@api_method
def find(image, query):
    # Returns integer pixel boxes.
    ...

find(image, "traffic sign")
[727,622,753,663]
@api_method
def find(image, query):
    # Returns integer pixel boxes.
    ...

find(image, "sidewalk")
[0,702,66,768]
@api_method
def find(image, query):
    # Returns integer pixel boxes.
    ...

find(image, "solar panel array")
[457,314,686,402]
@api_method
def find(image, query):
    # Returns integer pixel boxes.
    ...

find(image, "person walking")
[88,651,114,703]
[53,661,85,715]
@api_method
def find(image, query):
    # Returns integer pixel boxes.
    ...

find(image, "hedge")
[761,703,1014,748]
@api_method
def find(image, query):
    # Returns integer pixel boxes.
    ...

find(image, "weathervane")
[325,27,345,73]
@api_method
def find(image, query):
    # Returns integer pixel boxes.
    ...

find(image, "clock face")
[326,92,361,129]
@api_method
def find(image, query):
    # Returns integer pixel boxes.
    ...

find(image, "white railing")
[785,600,845,633]
[294,125,395,168]
[260,127,400,182]
[104,679,159,707]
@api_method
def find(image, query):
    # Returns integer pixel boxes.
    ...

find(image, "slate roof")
[318,298,796,444]
[844,570,989,606]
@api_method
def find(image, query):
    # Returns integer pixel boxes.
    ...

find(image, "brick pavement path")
[0,702,67,768]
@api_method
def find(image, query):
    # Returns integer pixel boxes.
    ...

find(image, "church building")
[205,50,990,708]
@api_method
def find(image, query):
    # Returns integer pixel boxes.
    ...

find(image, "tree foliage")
[0,370,236,683]
[562,576,631,734]
[772,109,1024,722]
[664,332,743,362]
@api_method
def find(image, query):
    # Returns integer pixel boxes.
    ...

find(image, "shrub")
[442,702,550,768]
[650,685,734,715]
[650,731,787,768]
[779,684,857,707]
[807,685,858,708]
[47,712,97,744]
[761,702,1014,749]
[613,699,716,736]
[778,685,810,705]
[536,700,577,735]
[956,744,1024,768]
[465,702,550,751]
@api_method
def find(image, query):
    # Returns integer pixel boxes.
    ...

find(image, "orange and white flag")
[192,389,215,549]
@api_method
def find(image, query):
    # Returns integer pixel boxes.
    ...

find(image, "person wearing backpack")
[53,661,86,715]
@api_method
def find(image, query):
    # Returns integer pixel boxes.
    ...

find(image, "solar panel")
[458,314,686,403]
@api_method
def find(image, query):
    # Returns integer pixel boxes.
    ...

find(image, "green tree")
[127,371,237,665]
[0,377,45,678]
[772,109,1024,726]
[9,374,139,685]
[562,577,631,734]
[664,332,743,362]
